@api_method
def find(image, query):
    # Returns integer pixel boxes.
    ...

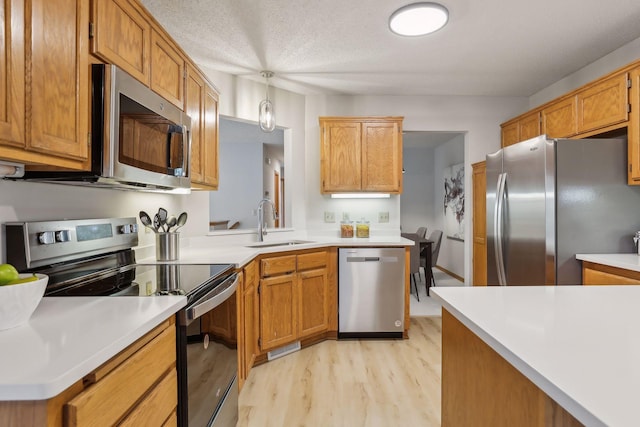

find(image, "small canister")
[635,231,640,255]
[356,220,370,238]
[156,232,180,261]
[340,221,354,238]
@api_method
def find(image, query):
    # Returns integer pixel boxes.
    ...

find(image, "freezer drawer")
[338,247,405,338]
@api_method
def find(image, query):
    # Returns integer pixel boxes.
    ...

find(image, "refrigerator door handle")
[495,172,508,286]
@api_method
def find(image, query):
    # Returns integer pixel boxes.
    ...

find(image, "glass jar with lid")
[340,221,354,238]
[356,220,370,238]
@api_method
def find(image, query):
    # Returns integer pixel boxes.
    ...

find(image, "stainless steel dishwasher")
[338,247,405,338]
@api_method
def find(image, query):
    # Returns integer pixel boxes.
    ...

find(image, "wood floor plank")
[238,317,442,426]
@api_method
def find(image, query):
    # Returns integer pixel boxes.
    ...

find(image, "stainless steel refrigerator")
[486,135,640,286]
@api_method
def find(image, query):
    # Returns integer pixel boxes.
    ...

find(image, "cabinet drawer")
[65,325,176,426]
[261,255,297,277]
[297,251,327,271]
[119,369,177,426]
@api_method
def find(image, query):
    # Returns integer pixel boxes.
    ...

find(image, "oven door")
[176,273,239,427]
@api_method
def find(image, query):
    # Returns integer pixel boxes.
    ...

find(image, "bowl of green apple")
[0,264,48,330]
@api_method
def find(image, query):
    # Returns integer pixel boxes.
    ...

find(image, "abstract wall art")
[443,163,464,241]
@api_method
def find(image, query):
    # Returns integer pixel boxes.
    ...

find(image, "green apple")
[0,263,20,286]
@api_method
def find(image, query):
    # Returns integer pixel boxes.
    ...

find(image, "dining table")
[401,232,434,294]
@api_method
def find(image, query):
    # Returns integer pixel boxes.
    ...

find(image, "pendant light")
[389,2,449,36]
[259,71,276,132]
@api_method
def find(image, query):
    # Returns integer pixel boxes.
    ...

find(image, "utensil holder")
[156,232,179,261]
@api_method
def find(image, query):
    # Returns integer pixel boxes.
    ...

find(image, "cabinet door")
[202,85,220,188]
[361,120,402,192]
[518,112,540,142]
[0,0,24,147]
[92,0,150,84]
[320,120,361,192]
[259,274,297,351]
[472,162,487,286]
[241,263,258,386]
[629,68,640,183]
[541,97,577,138]
[150,29,184,109]
[185,65,205,184]
[298,268,329,338]
[577,73,628,134]
[501,121,519,147]
[29,0,89,161]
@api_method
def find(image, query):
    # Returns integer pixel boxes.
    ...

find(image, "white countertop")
[576,253,640,272]
[0,296,185,400]
[0,234,411,402]
[137,235,414,266]
[431,286,640,427]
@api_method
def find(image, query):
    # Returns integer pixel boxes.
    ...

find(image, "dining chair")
[421,230,443,296]
[416,226,427,239]
[408,237,421,301]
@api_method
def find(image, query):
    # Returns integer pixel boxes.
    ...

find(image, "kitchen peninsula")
[432,286,640,427]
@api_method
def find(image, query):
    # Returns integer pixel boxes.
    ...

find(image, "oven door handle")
[186,273,238,322]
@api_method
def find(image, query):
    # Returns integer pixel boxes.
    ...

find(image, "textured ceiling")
[140,0,640,97]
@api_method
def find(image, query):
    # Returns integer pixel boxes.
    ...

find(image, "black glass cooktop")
[38,249,233,300]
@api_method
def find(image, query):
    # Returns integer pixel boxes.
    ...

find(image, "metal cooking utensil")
[174,212,187,231]
[165,216,177,232]
[154,213,162,232]
[139,211,156,233]
[158,207,168,232]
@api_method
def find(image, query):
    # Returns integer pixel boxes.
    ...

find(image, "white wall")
[0,180,210,262]
[433,135,465,277]
[400,146,436,233]
[209,140,263,228]
[530,36,640,108]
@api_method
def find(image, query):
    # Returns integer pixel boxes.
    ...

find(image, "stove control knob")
[55,230,70,242]
[37,231,55,245]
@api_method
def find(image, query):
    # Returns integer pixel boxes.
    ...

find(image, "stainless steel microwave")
[23,64,192,193]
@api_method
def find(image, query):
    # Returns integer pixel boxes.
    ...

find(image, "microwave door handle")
[184,124,191,179]
[166,124,184,176]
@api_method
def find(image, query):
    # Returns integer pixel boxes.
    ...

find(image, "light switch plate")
[378,211,389,223]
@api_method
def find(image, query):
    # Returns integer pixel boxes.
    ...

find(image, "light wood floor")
[237,317,442,426]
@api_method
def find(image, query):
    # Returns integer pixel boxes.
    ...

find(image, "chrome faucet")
[257,198,276,242]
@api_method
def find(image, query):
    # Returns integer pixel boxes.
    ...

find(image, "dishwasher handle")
[346,256,399,263]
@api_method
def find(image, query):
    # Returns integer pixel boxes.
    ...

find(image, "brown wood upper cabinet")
[92,0,185,109]
[500,111,540,147]
[185,64,220,190]
[91,0,151,83]
[629,67,640,182]
[0,0,90,170]
[501,68,631,147]
[541,96,577,138]
[320,116,403,193]
[577,72,628,134]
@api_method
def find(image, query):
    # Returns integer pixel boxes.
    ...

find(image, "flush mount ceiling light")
[389,2,449,36]
[259,71,276,133]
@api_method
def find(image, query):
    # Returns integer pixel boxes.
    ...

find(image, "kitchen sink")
[245,240,315,248]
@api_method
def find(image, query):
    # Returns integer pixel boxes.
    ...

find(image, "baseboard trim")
[435,265,464,283]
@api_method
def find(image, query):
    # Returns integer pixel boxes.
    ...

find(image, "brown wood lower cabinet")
[0,318,178,426]
[442,310,583,427]
[582,261,640,285]
[258,250,330,354]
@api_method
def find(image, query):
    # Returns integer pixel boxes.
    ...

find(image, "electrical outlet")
[378,211,389,223]
[324,211,336,223]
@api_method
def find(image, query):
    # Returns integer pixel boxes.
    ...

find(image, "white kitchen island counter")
[0,295,185,400]
[432,285,640,427]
